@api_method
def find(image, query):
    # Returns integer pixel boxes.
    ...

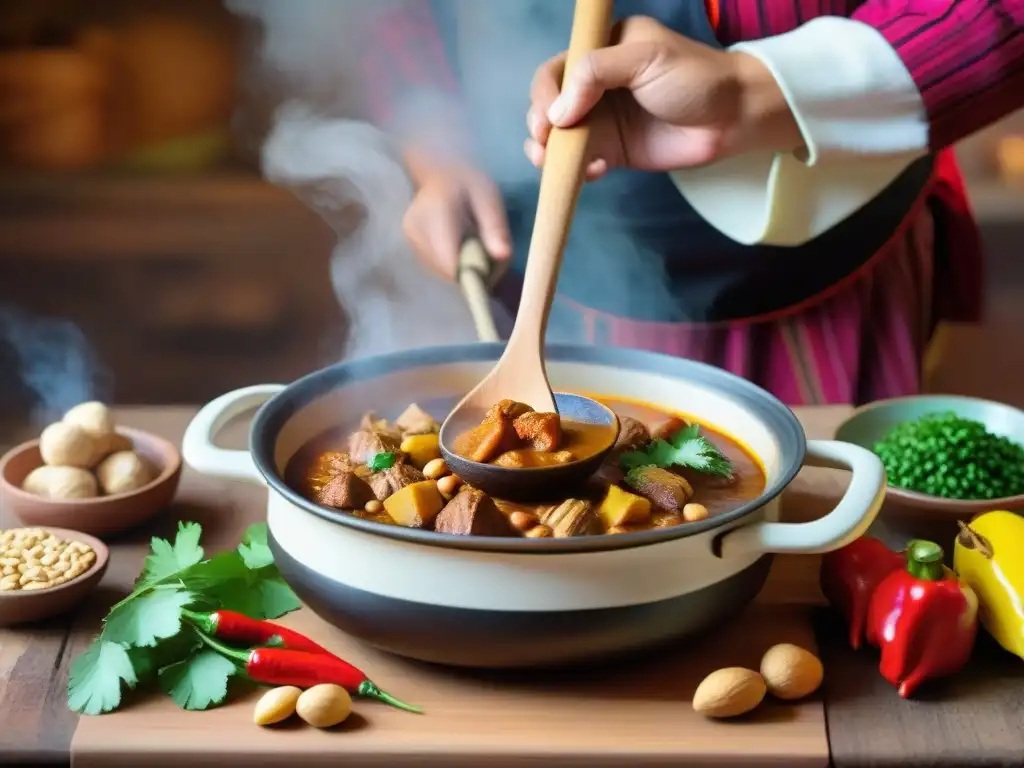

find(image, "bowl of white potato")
[0,402,181,538]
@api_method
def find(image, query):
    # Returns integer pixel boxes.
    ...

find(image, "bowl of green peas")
[834,395,1024,547]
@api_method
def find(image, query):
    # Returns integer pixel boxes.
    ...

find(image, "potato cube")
[399,433,441,469]
[597,485,651,529]
[383,480,445,528]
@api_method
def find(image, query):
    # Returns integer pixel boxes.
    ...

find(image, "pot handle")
[717,439,886,558]
[181,384,286,485]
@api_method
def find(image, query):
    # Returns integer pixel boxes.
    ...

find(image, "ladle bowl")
[439,392,619,501]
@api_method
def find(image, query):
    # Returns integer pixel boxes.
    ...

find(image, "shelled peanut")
[253,684,352,729]
[20,401,152,500]
[0,527,96,592]
[692,643,823,719]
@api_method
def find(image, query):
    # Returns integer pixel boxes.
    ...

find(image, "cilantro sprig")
[68,521,300,716]
[368,452,397,471]
[619,423,733,477]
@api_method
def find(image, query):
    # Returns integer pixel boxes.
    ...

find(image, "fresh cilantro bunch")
[68,522,301,716]
[619,423,733,477]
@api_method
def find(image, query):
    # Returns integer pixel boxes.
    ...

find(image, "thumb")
[465,177,512,261]
[547,42,655,127]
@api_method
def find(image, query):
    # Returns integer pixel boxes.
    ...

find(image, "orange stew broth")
[285,395,767,531]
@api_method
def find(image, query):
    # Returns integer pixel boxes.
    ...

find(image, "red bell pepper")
[819,536,904,649]
[865,539,979,698]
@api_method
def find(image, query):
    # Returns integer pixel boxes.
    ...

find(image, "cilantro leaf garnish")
[236,522,274,570]
[68,640,138,715]
[158,650,238,711]
[128,631,202,684]
[136,521,205,588]
[253,575,303,619]
[103,588,195,648]
[368,452,396,471]
[619,423,733,477]
[67,521,301,716]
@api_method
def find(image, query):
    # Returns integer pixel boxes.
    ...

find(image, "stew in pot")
[284,397,766,538]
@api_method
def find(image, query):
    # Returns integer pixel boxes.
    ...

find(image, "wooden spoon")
[439,0,616,498]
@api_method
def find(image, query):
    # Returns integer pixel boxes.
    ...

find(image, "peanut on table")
[0,528,96,592]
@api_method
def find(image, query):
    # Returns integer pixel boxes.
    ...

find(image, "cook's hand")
[525,16,803,180]
[402,153,511,280]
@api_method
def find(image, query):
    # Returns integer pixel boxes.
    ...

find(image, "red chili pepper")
[197,631,422,713]
[819,536,904,649]
[182,609,329,655]
[865,539,979,698]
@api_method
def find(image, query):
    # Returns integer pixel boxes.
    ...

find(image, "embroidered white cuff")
[669,17,929,246]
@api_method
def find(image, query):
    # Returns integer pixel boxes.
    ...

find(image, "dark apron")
[433,0,934,326]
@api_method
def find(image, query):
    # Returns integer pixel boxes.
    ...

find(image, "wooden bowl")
[834,395,1024,550]
[0,527,109,627]
[0,427,182,538]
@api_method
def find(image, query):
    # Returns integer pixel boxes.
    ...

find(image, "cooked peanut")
[525,525,553,538]
[0,528,95,592]
[364,499,383,514]
[436,474,462,499]
[683,502,709,522]
[509,510,539,532]
[254,686,302,726]
[422,458,449,480]
[296,684,352,728]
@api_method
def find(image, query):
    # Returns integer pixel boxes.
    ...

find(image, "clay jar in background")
[0,49,109,169]
[88,14,237,155]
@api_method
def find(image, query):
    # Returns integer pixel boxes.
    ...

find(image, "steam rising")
[0,309,112,423]
[228,0,483,360]
[228,0,677,354]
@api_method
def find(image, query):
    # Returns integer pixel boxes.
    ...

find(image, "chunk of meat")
[650,417,689,442]
[625,466,693,511]
[483,399,533,423]
[493,449,575,469]
[677,467,738,490]
[453,418,517,463]
[326,452,361,474]
[348,429,401,464]
[590,456,625,487]
[395,403,438,435]
[613,416,650,453]
[317,472,376,510]
[435,487,515,537]
[541,499,600,537]
[383,480,445,528]
[512,411,561,451]
[318,452,373,480]
[368,463,425,501]
[359,412,402,443]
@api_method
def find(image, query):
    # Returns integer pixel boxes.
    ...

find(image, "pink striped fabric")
[713,1,1024,151]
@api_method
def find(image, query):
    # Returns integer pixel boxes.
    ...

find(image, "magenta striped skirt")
[493,208,937,407]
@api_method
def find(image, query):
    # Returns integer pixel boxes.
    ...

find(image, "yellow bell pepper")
[953,510,1024,660]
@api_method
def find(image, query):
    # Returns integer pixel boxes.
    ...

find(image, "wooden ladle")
[440,0,618,500]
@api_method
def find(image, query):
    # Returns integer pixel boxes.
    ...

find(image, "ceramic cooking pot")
[182,343,885,668]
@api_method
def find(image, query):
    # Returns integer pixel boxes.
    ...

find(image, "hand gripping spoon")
[439,0,619,501]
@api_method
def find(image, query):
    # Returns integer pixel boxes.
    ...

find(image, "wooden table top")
[2,405,1023,767]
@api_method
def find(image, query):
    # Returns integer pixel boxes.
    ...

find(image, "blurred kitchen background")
[0,0,1022,424]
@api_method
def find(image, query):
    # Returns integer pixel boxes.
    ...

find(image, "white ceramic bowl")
[182,343,885,667]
